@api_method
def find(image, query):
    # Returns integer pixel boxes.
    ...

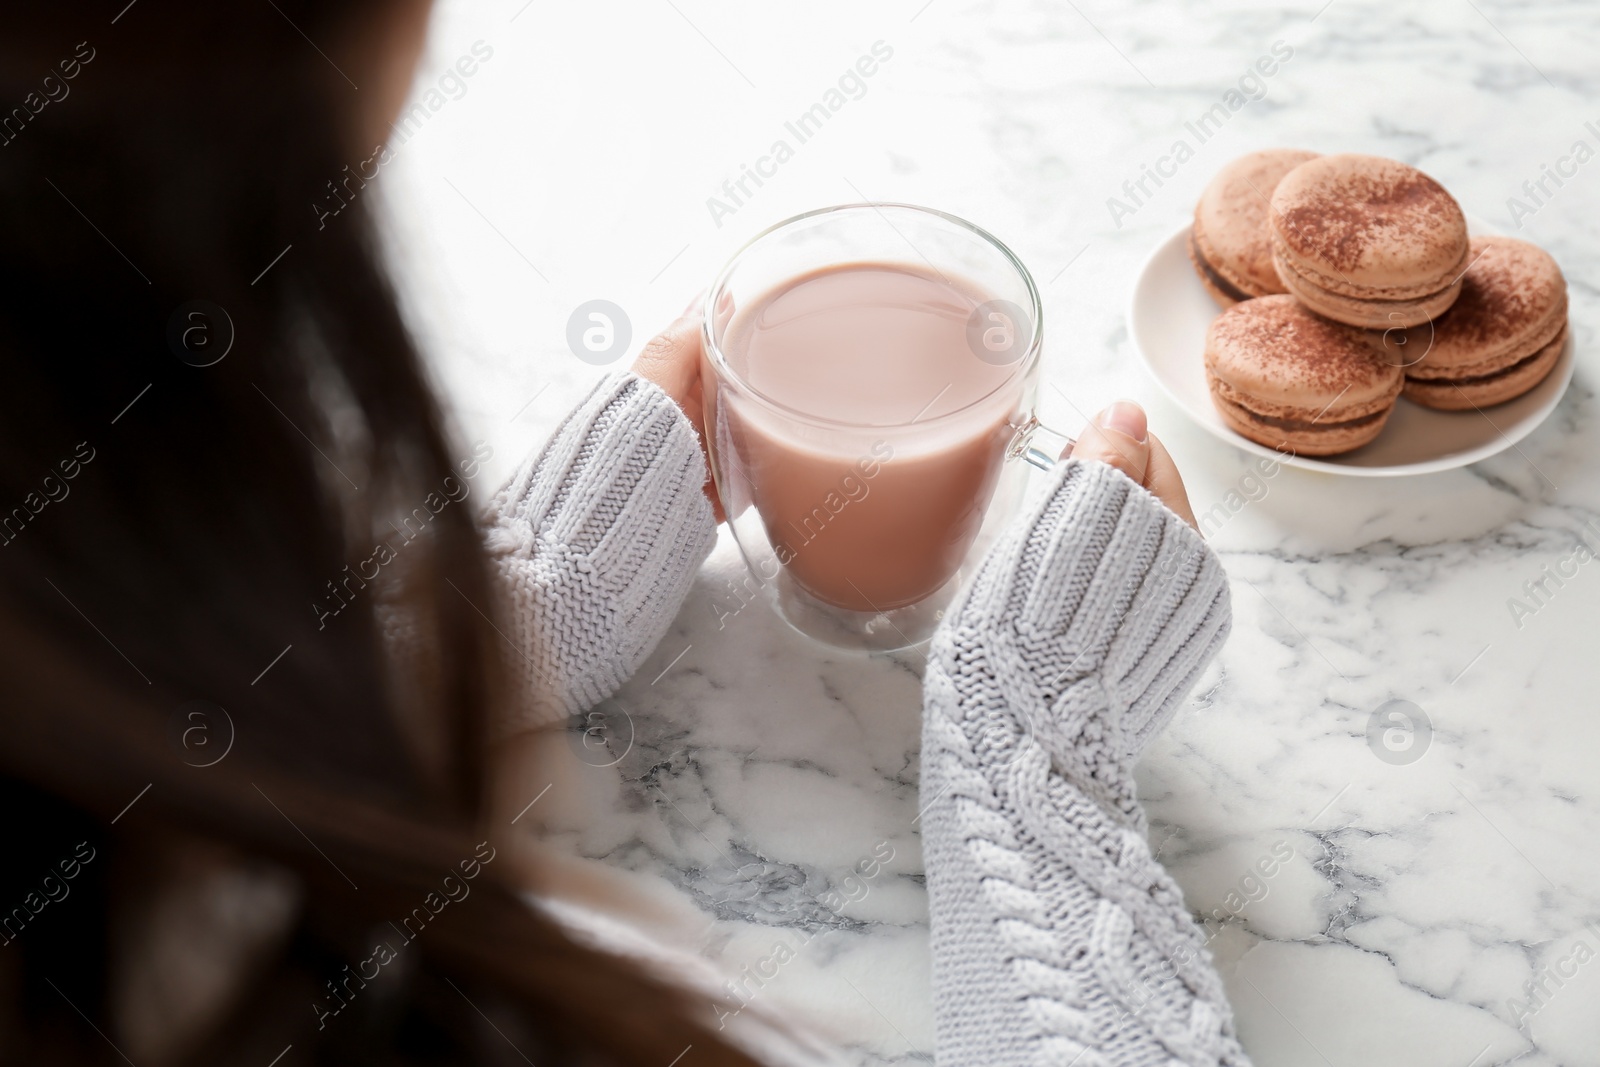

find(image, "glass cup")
[700,203,1070,651]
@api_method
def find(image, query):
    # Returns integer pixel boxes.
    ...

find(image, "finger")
[681,374,727,525]
[1143,432,1199,531]
[631,311,702,407]
[629,311,726,525]
[1070,401,1150,487]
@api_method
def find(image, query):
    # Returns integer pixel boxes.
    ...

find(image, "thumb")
[631,312,701,404]
[1069,401,1150,486]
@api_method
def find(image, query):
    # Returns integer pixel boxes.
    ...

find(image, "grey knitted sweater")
[487,372,1246,1067]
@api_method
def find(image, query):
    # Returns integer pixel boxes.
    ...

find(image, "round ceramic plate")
[1127,219,1574,476]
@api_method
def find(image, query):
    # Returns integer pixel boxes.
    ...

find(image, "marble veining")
[391,0,1600,1062]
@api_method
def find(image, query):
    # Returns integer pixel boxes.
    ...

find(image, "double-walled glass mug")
[700,203,1071,651]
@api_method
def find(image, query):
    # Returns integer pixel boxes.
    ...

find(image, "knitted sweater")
[487,372,1245,1067]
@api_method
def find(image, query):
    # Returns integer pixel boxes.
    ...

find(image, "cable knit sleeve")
[480,372,718,737]
[920,459,1246,1067]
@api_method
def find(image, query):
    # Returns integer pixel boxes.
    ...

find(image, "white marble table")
[390,1,1600,1062]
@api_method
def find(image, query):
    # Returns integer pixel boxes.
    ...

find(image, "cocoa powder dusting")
[1276,160,1464,275]
[1213,296,1394,395]
[1438,239,1552,348]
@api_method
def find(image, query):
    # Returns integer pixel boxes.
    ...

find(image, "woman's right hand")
[1069,401,1199,530]
[629,300,726,523]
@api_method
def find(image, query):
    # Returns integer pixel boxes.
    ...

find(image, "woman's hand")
[1069,401,1199,529]
[630,302,726,522]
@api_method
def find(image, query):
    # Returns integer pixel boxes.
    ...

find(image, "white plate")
[1127,220,1574,476]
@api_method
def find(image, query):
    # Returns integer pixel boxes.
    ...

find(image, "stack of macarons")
[1190,150,1568,456]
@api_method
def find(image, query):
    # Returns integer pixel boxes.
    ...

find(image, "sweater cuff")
[946,459,1232,764]
[482,372,718,736]
[1091,468,1232,758]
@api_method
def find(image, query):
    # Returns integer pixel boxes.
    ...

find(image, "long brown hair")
[0,4,756,1064]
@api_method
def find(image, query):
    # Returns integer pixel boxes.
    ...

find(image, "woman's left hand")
[630,302,725,523]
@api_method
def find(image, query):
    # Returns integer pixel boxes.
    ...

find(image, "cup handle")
[1006,415,1076,471]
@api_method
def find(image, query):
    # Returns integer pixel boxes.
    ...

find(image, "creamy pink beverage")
[720,263,1021,612]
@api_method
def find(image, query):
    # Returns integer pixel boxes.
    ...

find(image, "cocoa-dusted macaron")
[1188,148,1320,308]
[1205,294,1403,456]
[1393,235,1568,410]
[1270,153,1470,329]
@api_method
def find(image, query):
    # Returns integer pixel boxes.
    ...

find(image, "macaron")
[1188,148,1320,307]
[1270,153,1470,329]
[1392,235,1568,410]
[1205,294,1404,456]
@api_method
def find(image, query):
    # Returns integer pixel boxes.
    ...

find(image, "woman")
[0,3,1245,1066]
